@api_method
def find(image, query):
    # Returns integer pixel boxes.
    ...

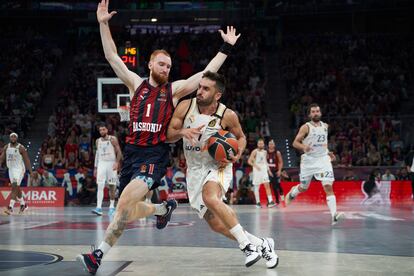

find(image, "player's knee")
[202,194,220,209]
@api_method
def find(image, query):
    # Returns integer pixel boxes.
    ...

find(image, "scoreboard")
[118,46,138,71]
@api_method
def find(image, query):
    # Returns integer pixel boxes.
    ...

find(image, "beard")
[196,95,215,107]
[152,71,168,85]
[311,115,321,122]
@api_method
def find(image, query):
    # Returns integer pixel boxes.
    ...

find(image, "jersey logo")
[208,119,217,127]
[185,145,201,151]
[140,164,147,173]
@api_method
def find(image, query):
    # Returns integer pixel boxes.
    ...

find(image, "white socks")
[253,186,260,204]
[229,224,250,249]
[154,203,167,216]
[245,231,264,247]
[326,195,337,217]
[267,195,273,203]
[110,200,115,209]
[9,199,15,208]
[291,185,300,198]
[17,197,25,205]
[98,241,111,256]
[97,183,104,209]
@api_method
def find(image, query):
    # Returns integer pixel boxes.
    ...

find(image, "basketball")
[207,130,238,161]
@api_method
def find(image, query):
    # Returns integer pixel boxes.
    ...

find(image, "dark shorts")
[119,143,170,195]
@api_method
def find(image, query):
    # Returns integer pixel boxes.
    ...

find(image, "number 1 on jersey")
[145,103,151,117]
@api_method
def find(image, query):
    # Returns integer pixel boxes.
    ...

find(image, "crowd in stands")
[0,26,62,139]
[281,34,414,168]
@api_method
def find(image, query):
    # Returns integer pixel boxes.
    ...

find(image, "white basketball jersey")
[411,156,414,173]
[254,149,268,169]
[183,98,228,169]
[302,121,329,158]
[6,143,24,169]
[96,136,116,162]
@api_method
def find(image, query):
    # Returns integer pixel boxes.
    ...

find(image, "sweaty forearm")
[100,22,118,60]
[166,128,184,143]
[204,52,228,73]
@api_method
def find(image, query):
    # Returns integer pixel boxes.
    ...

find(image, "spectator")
[398,167,410,180]
[280,169,292,181]
[367,145,381,166]
[381,169,396,181]
[41,148,55,169]
[77,175,97,206]
[343,169,359,180]
[28,172,41,187]
[41,170,58,187]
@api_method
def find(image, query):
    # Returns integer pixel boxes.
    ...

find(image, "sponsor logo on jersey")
[140,164,147,173]
[133,122,162,133]
[185,145,201,151]
[208,119,217,127]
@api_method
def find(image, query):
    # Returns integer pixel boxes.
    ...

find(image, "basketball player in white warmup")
[0,133,33,215]
[248,138,276,208]
[286,103,344,225]
[167,71,278,268]
[92,124,122,216]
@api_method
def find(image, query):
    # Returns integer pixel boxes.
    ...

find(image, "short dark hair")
[97,123,107,129]
[202,71,226,94]
[307,103,320,115]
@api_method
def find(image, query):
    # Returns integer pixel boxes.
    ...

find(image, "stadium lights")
[151,18,158,22]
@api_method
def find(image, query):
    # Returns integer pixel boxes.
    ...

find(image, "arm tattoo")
[105,210,129,246]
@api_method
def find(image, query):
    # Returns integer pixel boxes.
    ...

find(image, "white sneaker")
[332,212,344,226]
[285,186,296,205]
[241,243,261,267]
[261,238,279,269]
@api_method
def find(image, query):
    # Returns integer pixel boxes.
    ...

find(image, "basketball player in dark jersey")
[267,140,284,204]
[77,1,241,274]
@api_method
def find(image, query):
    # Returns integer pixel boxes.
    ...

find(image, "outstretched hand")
[218,26,241,46]
[181,125,205,146]
[97,0,117,24]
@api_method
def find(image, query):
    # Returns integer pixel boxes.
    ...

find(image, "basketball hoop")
[117,105,130,122]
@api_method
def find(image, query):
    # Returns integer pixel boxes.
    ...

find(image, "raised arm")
[171,26,241,106]
[166,100,204,144]
[97,0,143,95]
[293,124,310,153]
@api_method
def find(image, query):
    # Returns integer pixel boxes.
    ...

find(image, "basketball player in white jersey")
[248,138,276,208]
[167,71,278,269]
[286,103,343,225]
[92,124,122,216]
[0,133,33,215]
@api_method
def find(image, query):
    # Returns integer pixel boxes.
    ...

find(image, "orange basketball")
[207,130,239,161]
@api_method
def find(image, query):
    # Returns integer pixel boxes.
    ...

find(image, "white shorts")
[186,164,232,219]
[96,161,117,185]
[300,155,334,186]
[252,168,270,186]
[9,167,25,186]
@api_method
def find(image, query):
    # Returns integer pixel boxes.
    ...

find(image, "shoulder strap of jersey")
[184,98,197,122]
[213,103,227,119]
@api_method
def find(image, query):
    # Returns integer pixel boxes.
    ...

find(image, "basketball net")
[117,105,130,122]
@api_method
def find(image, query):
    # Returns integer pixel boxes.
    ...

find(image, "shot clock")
[118,46,138,71]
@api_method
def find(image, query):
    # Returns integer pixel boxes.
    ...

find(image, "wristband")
[219,42,233,55]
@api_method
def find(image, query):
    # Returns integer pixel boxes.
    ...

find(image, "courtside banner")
[260,181,412,204]
[0,187,65,207]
